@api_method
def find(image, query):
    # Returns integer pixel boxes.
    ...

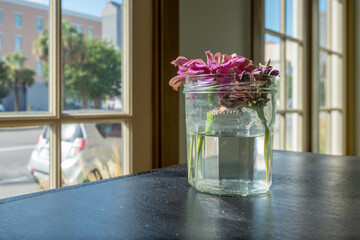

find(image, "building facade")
[0,0,102,111]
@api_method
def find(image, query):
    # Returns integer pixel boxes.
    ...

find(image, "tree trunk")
[82,93,89,109]
[14,81,19,112]
[94,97,101,109]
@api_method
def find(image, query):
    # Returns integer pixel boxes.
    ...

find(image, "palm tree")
[33,20,87,107]
[0,61,11,101]
[4,52,35,111]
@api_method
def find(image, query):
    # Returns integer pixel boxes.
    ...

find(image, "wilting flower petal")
[171,56,189,67]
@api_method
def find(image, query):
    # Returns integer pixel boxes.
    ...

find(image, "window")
[0,33,2,49]
[15,13,22,28]
[37,17,43,31]
[263,0,346,154]
[318,0,345,154]
[37,60,42,75]
[265,0,304,151]
[88,27,93,39]
[15,36,22,50]
[73,23,83,33]
[0,0,154,199]
[0,10,3,25]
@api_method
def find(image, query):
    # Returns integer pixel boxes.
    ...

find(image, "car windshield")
[43,124,83,142]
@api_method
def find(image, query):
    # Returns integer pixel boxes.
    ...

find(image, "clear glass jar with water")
[183,73,278,196]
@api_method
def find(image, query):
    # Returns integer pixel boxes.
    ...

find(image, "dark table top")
[0,151,360,239]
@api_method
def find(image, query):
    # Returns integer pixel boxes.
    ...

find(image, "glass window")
[265,0,304,152]
[0,0,152,199]
[88,27,94,39]
[15,13,22,28]
[0,10,3,25]
[318,0,345,155]
[15,36,22,50]
[0,34,2,49]
[37,61,43,75]
[37,17,43,31]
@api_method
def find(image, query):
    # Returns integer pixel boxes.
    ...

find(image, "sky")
[23,0,122,17]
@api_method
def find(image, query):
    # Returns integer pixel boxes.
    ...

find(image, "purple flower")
[169,51,279,91]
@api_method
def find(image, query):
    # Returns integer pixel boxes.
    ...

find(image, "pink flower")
[169,51,279,91]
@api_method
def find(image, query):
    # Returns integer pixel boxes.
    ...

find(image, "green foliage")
[0,61,11,100]
[33,20,121,109]
[3,53,35,111]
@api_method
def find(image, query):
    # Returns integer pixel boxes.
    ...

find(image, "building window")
[15,13,22,28]
[0,10,3,25]
[15,36,22,50]
[0,34,2,49]
[73,24,83,33]
[37,17,43,31]
[88,27,93,39]
[37,61,43,75]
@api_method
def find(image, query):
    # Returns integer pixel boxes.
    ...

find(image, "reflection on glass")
[60,122,124,186]
[286,40,302,109]
[319,51,327,107]
[319,111,328,154]
[0,126,46,199]
[265,0,281,33]
[265,34,281,109]
[0,1,49,113]
[331,55,341,108]
[319,0,328,48]
[330,110,342,155]
[286,0,302,39]
[331,0,342,52]
[273,114,281,150]
[286,113,301,151]
[62,0,123,112]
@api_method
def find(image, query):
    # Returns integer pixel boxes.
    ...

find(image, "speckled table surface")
[0,151,359,239]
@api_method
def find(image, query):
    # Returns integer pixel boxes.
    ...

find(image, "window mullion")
[49,0,62,189]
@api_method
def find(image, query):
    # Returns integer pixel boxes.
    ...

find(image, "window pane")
[319,51,328,107]
[0,126,46,199]
[286,0,302,39]
[286,113,301,151]
[62,0,123,112]
[331,0,342,52]
[265,34,281,109]
[0,1,49,113]
[331,54,342,108]
[273,114,281,150]
[319,111,329,154]
[265,0,281,33]
[330,110,342,155]
[60,122,124,187]
[286,40,302,109]
[319,0,328,48]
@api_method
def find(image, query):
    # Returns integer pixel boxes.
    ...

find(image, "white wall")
[178,0,252,163]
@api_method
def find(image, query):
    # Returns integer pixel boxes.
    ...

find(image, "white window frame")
[0,0,153,189]
[88,26,93,39]
[264,0,306,152]
[259,0,347,154]
[315,0,346,155]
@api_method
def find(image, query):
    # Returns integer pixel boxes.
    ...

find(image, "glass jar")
[183,73,278,196]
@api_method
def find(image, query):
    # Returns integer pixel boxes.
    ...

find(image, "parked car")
[28,123,123,188]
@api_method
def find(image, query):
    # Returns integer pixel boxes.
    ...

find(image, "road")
[0,127,43,199]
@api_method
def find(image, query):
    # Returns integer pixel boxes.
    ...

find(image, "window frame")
[0,0,154,189]
[254,0,347,154]
[15,35,22,51]
[36,16,43,31]
[15,12,22,28]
